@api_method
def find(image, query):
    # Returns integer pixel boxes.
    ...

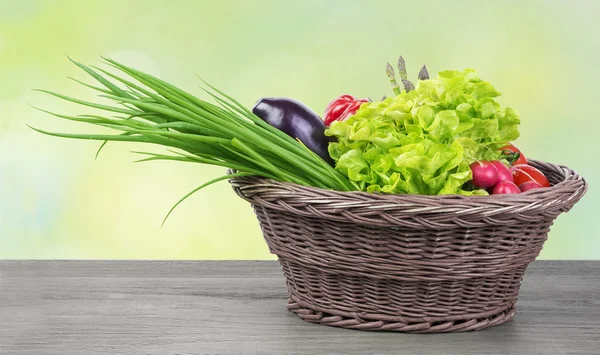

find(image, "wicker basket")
[228,160,587,333]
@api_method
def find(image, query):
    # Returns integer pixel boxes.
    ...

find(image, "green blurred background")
[0,0,597,259]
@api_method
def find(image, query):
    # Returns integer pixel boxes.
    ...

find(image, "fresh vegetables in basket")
[31,55,550,222]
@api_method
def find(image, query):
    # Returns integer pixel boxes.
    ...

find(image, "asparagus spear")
[418,65,430,80]
[401,79,415,92]
[397,56,408,80]
[385,62,401,96]
[397,56,415,92]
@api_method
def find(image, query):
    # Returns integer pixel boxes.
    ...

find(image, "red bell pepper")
[323,94,370,126]
[500,143,527,166]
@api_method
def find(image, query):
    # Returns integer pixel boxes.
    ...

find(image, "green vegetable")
[418,65,429,80]
[385,62,401,96]
[32,57,356,224]
[325,68,520,195]
[397,56,415,92]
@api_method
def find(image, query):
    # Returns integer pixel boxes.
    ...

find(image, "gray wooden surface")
[0,261,598,355]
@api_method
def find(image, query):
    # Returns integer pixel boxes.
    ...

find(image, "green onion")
[32,57,356,223]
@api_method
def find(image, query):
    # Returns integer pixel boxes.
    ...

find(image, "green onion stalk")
[31,57,356,224]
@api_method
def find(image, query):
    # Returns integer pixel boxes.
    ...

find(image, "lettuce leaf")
[326,68,520,195]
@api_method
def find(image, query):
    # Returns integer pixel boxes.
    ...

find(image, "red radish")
[493,181,520,194]
[519,181,543,192]
[470,161,499,188]
[490,160,513,182]
[511,164,550,188]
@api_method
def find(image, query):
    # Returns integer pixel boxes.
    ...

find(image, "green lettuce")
[325,69,520,195]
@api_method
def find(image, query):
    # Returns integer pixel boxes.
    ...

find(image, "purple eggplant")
[252,97,335,165]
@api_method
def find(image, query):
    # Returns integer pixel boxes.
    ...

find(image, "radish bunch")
[469,160,548,195]
[470,161,520,194]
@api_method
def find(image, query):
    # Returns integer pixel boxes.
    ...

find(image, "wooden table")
[0,261,598,355]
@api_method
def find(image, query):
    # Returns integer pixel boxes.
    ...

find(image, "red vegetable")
[501,143,527,166]
[493,181,521,194]
[511,164,550,188]
[470,161,499,189]
[519,181,543,192]
[323,94,370,126]
[490,160,512,183]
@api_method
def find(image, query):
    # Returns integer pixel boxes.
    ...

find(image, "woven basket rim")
[228,159,587,227]
[228,159,586,204]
